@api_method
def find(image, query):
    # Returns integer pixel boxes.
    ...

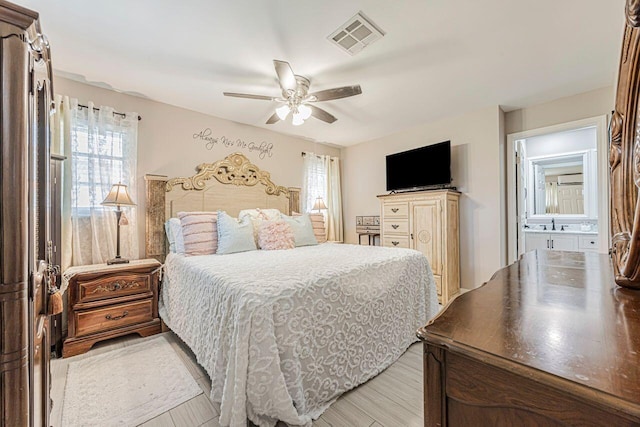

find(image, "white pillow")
[216,210,258,255]
[281,213,318,247]
[164,218,185,254]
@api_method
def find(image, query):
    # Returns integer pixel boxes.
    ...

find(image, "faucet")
[551,218,556,231]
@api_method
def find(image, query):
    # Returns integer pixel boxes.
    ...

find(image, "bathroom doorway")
[506,116,609,264]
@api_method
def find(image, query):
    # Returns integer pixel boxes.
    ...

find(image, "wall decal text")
[193,128,274,159]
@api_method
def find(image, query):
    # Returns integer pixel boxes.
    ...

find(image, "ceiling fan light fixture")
[276,104,290,120]
[297,104,312,120]
[292,115,305,126]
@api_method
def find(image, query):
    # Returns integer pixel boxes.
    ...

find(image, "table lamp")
[312,197,327,213]
[101,183,136,265]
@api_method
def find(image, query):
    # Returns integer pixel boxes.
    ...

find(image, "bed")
[144,153,439,427]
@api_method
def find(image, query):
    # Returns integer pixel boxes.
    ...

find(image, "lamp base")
[107,257,130,265]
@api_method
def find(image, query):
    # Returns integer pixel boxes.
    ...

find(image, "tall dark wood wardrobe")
[0,1,55,426]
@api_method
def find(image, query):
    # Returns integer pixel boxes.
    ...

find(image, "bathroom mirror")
[527,151,595,219]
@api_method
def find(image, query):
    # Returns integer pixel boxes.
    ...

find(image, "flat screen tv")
[386,141,451,191]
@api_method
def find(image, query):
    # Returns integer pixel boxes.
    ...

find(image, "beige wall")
[341,106,504,289]
[504,86,614,135]
[54,77,340,258]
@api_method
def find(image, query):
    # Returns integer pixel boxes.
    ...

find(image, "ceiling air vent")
[328,11,385,56]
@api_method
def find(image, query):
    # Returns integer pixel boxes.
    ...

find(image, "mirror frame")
[610,0,640,289]
[526,150,594,220]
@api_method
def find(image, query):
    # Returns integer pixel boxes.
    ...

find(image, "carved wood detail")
[610,0,640,289]
[166,152,290,197]
[627,0,640,27]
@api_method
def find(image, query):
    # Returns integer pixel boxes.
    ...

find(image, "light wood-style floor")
[51,332,424,427]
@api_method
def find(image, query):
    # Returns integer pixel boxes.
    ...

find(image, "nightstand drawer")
[75,299,153,337]
[383,219,409,234]
[77,272,151,304]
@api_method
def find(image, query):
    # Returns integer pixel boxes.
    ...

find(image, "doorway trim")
[506,115,609,264]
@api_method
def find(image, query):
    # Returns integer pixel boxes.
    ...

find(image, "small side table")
[358,232,381,246]
[62,259,162,358]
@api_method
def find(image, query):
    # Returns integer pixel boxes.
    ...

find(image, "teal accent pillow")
[281,213,318,247]
[216,210,257,254]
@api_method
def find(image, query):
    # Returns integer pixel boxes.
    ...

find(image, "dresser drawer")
[383,219,409,235]
[578,235,598,250]
[383,236,410,248]
[383,202,409,218]
[75,299,153,337]
[77,272,151,304]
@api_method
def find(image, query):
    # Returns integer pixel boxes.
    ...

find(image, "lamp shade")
[312,196,327,211]
[101,183,136,207]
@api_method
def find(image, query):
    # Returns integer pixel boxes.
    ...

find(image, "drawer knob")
[105,311,129,321]
[392,241,399,246]
[391,208,399,213]
[391,224,399,229]
[591,241,595,244]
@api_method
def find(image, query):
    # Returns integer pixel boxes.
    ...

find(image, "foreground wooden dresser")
[418,250,640,426]
[63,260,162,357]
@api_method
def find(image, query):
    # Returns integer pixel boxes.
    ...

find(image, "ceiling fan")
[223,60,362,126]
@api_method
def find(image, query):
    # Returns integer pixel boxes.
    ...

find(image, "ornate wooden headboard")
[610,0,640,289]
[145,152,300,262]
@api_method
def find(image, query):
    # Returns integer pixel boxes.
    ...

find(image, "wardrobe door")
[0,28,31,427]
[411,200,442,276]
[29,44,53,427]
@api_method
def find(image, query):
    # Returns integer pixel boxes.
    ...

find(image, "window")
[67,102,139,265]
[302,154,327,212]
[71,123,128,214]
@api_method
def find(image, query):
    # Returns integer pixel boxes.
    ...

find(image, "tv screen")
[386,141,451,191]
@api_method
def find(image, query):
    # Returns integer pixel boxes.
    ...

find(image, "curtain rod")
[301,151,334,161]
[77,104,142,121]
[61,101,142,121]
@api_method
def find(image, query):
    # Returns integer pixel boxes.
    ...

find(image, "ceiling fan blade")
[309,105,337,124]
[266,112,281,124]
[273,60,297,93]
[308,85,362,102]
[223,92,275,101]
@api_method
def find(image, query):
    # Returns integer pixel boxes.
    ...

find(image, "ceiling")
[19,0,625,146]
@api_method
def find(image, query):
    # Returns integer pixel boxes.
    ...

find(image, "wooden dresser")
[63,260,162,357]
[418,250,640,426]
[378,190,460,304]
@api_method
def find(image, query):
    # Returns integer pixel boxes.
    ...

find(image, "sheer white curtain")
[68,100,139,265]
[51,94,73,270]
[302,153,343,242]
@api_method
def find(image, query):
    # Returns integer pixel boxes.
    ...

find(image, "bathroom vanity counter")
[523,229,597,235]
[524,229,599,252]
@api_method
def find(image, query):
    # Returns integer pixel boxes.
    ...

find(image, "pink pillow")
[258,220,295,251]
[178,211,218,255]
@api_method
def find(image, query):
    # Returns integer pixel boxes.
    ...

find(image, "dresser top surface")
[420,250,640,405]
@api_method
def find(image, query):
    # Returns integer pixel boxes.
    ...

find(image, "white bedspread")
[159,243,438,427]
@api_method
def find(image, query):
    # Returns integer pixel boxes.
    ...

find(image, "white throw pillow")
[216,210,258,255]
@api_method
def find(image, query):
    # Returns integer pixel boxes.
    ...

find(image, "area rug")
[62,334,202,426]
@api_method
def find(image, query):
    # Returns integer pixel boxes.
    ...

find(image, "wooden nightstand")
[62,259,162,357]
